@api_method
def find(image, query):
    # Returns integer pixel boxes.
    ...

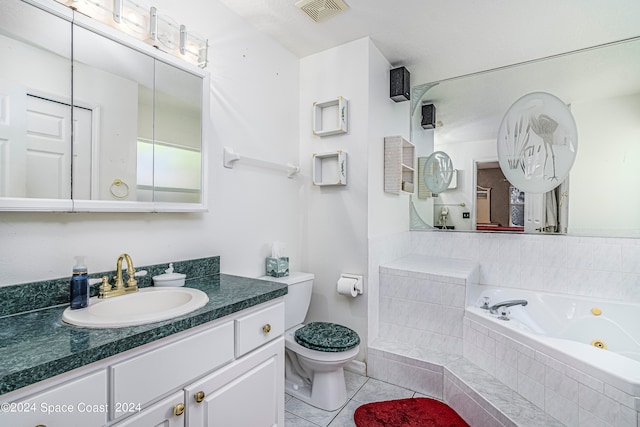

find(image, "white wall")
[367,40,411,239]
[299,38,409,360]
[570,93,640,237]
[299,38,369,360]
[0,0,301,284]
[366,41,412,343]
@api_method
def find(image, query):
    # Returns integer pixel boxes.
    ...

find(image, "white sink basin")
[62,287,209,328]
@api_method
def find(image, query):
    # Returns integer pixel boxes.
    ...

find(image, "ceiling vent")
[295,0,349,23]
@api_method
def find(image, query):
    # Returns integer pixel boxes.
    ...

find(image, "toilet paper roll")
[337,277,358,297]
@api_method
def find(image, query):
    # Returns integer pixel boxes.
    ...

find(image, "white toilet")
[259,272,360,411]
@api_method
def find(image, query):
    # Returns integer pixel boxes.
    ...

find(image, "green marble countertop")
[0,274,287,396]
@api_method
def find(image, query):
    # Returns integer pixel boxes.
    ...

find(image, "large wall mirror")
[0,0,208,212]
[410,36,640,238]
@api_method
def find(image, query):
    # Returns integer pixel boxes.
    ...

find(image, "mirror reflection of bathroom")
[475,161,524,232]
[474,160,568,234]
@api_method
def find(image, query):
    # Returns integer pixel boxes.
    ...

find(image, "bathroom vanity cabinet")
[2,299,285,427]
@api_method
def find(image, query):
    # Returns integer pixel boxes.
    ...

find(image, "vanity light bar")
[55,0,209,68]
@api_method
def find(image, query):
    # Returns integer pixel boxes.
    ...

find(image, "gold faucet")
[98,253,139,298]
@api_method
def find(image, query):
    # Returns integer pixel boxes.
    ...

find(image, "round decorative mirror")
[497,92,578,194]
[423,151,454,194]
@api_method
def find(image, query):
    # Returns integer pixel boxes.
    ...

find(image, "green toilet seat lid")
[294,322,360,352]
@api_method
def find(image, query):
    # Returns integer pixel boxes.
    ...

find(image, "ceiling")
[217,0,640,85]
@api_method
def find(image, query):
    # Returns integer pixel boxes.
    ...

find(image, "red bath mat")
[354,397,469,427]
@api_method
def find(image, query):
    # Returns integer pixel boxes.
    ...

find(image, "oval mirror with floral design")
[497,92,578,194]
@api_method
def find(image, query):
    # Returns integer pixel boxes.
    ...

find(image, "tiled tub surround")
[465,314,639,427]
[0,256,288,396]
[378,255,478,356]
[466,286,640,397]
[411,231,640,304]
[370,254,640,426]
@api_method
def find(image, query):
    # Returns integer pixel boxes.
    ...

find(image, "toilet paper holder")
[338,273,364,296]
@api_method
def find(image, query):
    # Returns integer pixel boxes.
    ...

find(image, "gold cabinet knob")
[194,391,206,403]
[263,324,271,333]
[173,403,185,416]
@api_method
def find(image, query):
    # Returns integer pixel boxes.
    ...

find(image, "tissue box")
[266,257,289,277]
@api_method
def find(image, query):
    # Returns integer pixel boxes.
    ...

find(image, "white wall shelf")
[313,97,348,136]
[312,150,347,186]
[384,136,415,194]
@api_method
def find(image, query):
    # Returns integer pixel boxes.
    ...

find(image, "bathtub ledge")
[369,338,564,427]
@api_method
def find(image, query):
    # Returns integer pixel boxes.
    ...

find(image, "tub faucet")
[489,299,528,315]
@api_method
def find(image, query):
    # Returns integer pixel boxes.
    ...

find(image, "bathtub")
[466,287,640,397]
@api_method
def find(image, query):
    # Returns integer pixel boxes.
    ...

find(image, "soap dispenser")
[70,256,89,309]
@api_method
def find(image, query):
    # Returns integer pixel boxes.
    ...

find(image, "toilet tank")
[258,272,314,330]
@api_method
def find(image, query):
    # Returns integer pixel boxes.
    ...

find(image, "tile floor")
[284,372,430,427]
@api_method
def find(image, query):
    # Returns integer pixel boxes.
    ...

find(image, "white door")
[524,192,545,233]
[24,95,93,199]
[25,95,72,198]
[0,81,27,197]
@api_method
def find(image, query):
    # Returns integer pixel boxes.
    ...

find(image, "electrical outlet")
[462,212,470,219]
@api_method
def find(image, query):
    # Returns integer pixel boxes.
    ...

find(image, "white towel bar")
[223,147,300,178]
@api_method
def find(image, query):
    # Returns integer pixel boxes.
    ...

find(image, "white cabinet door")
[186,337,284,427]
[111,321,234,420]
[0,370,107,427]
[111,391,184,427]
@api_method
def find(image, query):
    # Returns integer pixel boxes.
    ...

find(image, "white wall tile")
[621,244,640,274]
[579,408,612,427]
[593,243,622,272]
[520,237,544,266]
[518,352,545,380]
[543,239,568,269]
[565,366,604,393]
[517,371,545,409]
[444,377,507,427]
[545,365,579,403]
[546,388,580,427]
[567,240,595,269]
[442,283,466,307]
[617,404,637,427]
[579,385,620,425]
[496,341,518,368]
[479,237,501,262]
[385,360,443,398]
[494,364,518,391]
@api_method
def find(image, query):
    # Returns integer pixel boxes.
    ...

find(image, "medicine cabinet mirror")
[410,36,640,238]
[0,0,208,212]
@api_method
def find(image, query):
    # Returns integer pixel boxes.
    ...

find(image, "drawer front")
[2,370,107,427]
[111,321,234,420]
[235,301,284,357]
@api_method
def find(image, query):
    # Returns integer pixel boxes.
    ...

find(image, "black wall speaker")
[421,103,436,129]
[390,66,410,102]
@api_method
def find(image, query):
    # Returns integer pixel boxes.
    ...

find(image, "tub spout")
[489,299,528,315]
